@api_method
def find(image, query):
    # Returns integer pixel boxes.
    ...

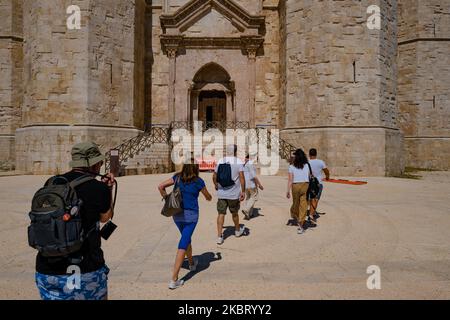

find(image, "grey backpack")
[27,175,94,257]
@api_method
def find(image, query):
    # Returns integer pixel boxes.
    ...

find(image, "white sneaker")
[235,226,245,237]
[189,258,199,272]
[297,227,305,234]
[169,279,184,290]
[217,236,224,245]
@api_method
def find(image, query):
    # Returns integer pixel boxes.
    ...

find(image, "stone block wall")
[17,0,147,174]
[282,0,398,128]
[281,127,403,176]
[87,0,143,128]
[0,0,23,170]
[280,0,403,176]
[15,125,141,174]
[398,0,450,170]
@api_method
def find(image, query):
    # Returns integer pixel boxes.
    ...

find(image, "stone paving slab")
[0,172,449,299]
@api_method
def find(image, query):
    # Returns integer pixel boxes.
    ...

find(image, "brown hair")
[177,163,200,183]
[293,149,308,169]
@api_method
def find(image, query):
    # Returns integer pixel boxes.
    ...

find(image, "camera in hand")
[100,220,118,240]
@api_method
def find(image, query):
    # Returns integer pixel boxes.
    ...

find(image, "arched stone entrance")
[189,63,236,127]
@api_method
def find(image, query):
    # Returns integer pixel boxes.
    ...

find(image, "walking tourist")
[308,148,330,221]
[158,162,212,290]
[242,154,264,220]
[213,145,246,245]
[287,149,311,234]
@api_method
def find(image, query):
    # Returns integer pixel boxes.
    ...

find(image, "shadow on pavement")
[248,208,264,220]
[181,252,222,283]
[222,225,250,241]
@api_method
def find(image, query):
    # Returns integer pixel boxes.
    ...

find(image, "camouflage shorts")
[217,199,240,215]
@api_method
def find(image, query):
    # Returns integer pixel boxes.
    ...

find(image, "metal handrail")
[104,122,297,172]
[255,128,297,162]
[105,127,170,171]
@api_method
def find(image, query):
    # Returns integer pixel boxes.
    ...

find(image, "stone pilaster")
[247,48,257,128]
[167,47,178,123]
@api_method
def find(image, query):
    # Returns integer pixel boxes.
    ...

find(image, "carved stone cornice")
[161,35,264,54]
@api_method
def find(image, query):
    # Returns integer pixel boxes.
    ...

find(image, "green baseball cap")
[69,142,105,168]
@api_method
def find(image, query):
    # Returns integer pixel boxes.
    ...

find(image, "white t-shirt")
[215,156,244,200]
[288,164,310,183]
[243,160,257,189]
[309,159,327,183]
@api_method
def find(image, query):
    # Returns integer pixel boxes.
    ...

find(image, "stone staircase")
[104,123,297,176]
[122,143,172,176]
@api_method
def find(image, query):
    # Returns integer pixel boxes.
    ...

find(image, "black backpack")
[217,163,235,188]
[27,175,95,257]
[307,163,321,200]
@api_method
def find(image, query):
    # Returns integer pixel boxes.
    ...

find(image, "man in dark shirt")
[35,142,115,300]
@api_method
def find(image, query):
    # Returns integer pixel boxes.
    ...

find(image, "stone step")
[122,143,172,175]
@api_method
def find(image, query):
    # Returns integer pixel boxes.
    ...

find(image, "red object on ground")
[197,157,217,172]
[325,179,368,185]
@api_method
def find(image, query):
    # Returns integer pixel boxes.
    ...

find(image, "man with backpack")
[213,144,246,245]
[308,148,330,221]
[29,142,115,300]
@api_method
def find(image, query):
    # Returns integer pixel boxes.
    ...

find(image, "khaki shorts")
[217,199,240,215]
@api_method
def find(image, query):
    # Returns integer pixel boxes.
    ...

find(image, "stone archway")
[189,63,236,126]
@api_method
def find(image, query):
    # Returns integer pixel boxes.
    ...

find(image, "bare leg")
[172,249,186,282]
[232,213,241,232]
[314,199,320,213]
[217,214,225,237]
[309,199,318,222]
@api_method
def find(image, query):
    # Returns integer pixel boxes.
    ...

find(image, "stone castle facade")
[0,0,449,175]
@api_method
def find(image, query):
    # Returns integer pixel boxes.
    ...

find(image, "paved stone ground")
[0,172,449,300]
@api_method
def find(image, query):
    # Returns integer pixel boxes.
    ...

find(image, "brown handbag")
[161,176,183,217]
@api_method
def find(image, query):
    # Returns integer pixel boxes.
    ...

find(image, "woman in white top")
[287,149,310,234]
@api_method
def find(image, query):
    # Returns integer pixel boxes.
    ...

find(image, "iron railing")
[169,121,250,132]
[203,121,250,131]
[254,128,297,162]
[104,122,297,172]
[104,127,170,171]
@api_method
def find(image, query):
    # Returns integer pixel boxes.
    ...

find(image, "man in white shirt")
[213,145,246,245]
[308,148,330,220]
[242,154,264,220]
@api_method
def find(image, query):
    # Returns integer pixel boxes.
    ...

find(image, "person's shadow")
[249,208,264,220]
[222,225,251,241]
[181,252,222,283]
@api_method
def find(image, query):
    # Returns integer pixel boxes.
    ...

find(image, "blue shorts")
[35,266,109,300]
[175,220,198,250]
